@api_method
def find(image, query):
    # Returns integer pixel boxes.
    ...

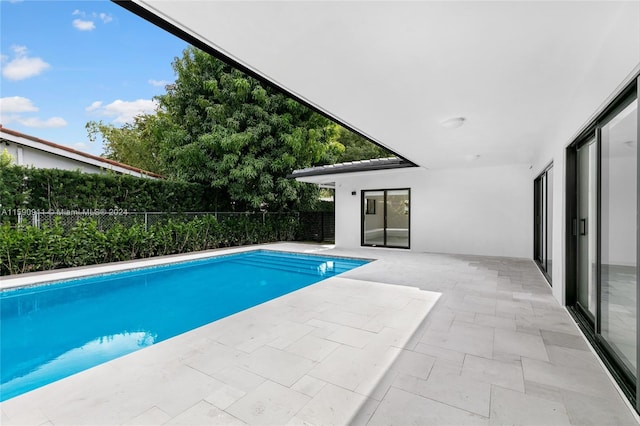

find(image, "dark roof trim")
[288,157,416,179]
[0,126,163,178]
[113,0,417,167]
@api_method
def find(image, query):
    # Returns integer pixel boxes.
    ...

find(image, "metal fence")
[17,211,284,231]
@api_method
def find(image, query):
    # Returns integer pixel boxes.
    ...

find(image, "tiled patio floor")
[1,243,638,425]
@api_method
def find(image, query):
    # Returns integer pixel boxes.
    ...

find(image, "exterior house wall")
[333,164,532,258]
[4,142,104,174]
[0,129,159,179]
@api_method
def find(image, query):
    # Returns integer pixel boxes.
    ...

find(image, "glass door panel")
[577,139,598,320]
[547,167,553,279]
[600,99,638,377]
[362,189,410,248]
[363,191,385,246]
[386,189,410,248]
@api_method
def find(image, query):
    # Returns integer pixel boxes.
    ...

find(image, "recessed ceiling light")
[440,117,466,129]
[465,154,480,161]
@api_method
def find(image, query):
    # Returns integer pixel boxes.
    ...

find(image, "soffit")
[128,1,640,169]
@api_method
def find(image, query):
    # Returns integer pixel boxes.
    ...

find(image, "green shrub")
[0,166,223,214]
[0,214,299,276]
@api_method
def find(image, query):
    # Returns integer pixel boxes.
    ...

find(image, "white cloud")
[14,116,67,128]
[99,13,113,24]
[85,101,103,112]
[1,45,50,81]
[73,19,95,31]
[148,79,170,87]
[0,96,39,113]
[72,10,112,29]
[86,99,158,124]
[0,96,66,128]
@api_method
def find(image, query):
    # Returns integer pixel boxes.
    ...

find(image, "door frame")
[361,188,411,249]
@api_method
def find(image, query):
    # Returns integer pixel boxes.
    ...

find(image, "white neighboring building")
[0,126,161,179]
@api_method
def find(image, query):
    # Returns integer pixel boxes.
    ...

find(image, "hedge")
[0,214,300,276]
[0,166,221,212]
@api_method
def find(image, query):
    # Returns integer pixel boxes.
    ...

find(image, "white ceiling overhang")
[120,1,640,169]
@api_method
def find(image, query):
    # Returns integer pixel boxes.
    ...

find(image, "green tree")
[335,125,391,162]
[86,116,164,175]
[0,148,14,168]
[155,46,341,211]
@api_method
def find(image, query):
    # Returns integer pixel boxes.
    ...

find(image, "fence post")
[144,212,148,231]
[32,211,39,228]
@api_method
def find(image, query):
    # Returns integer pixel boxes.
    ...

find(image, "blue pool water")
[0,250,367,401]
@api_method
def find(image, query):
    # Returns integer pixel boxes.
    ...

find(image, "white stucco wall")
[4,143,104,174]
[333,164,532,258]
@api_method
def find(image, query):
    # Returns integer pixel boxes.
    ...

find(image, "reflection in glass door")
[600,98,638,378]
[576,138,598,320]
[362,189,410,248]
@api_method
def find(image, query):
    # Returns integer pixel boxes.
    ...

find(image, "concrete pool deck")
[1,242,638,425]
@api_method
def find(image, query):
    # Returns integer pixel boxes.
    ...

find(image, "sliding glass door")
[362,189,410,249]
[568,83,638,408]
[534,165,553,283]
[600,98,638,378]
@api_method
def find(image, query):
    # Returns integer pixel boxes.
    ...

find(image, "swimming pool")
[0,250,368,401]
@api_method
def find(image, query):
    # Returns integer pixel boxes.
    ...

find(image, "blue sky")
[1,0,188,155]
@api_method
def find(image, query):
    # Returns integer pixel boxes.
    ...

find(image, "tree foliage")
[334,125,391,162]
[86,116,164,175]
[152,47,345,211]
[86,47,393,211]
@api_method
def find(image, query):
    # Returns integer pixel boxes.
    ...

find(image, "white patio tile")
[204,384,246,410]
[493,328,549,361]
[284,334,341,362]
[461,355,525,392]
[421,322,495,358]
[165,401,245,425]
[296,383,370,425]
[240,345,316,387]
[396,363,492,417]
[209,366,266,393]
[521,357,619,398]
[368,387,489,426]
[545,345,602,372]
[291,375,327,398]
[124,406,171,425]
[489,385,571,426]
[267,321,316,350]
[226,380,310,425]
[414,342,466,368]
[475,313,517,330]
[309,345,398,392]
[561,388,639,426]
[325,325,378,348]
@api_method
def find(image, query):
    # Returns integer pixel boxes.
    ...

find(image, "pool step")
[250,252,360,271]
[228,257,350,277]
[244,252,359,272]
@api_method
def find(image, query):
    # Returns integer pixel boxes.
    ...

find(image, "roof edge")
[288,157,417,179]
[0,126,163,179]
